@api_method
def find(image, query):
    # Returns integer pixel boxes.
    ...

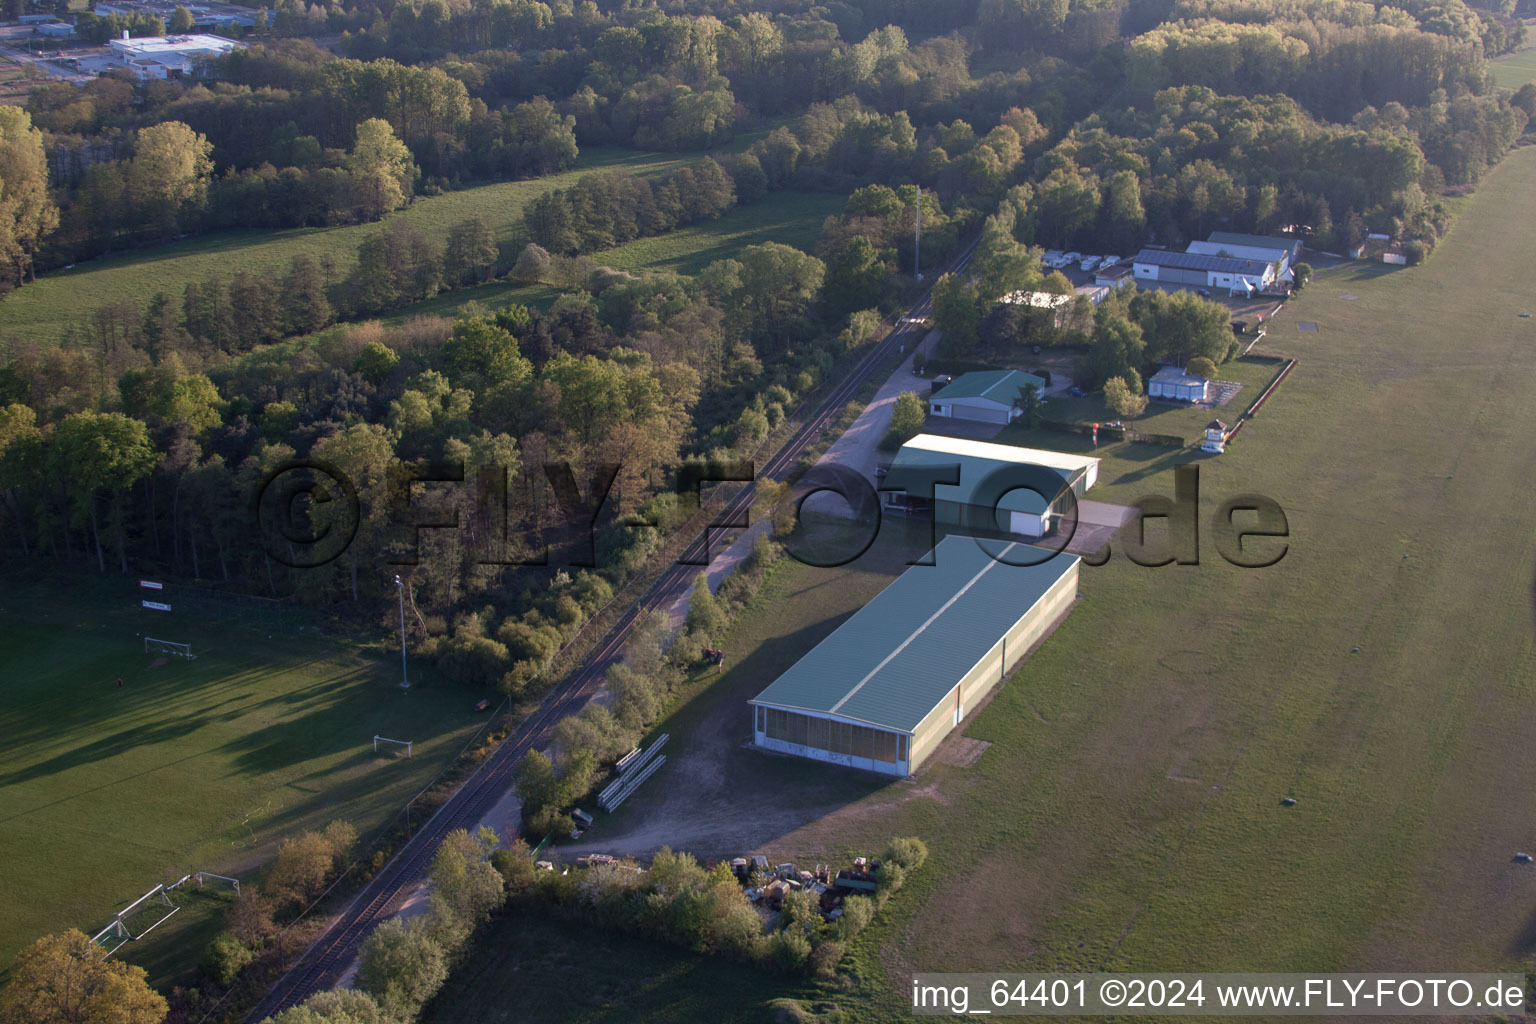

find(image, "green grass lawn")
[0,148,696,350]
[1006,354,1286,444]
[0,579,493,987]
[425,145,1536,1021]
[1490,44,1536,89]
[595,191,843,277]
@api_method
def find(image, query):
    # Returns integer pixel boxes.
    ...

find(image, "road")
[244,234,980,1022]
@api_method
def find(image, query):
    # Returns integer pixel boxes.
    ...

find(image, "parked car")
[1069,385,1087,397]
[1231,320,1248,335]
[1196,287,1211,297]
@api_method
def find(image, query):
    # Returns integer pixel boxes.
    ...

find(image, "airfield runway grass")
[1490,43,1536,90]
[0,582,489,986]
[423,145,1536,1021]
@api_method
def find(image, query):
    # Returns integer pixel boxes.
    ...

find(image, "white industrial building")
[107,33,243,79]
[1131,249,1275,296]
[749,535,1080,777]
[881,434,1099,540]
[1193,232,1302,278]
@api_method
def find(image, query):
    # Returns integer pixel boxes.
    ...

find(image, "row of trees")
[523,158,737,255]
[520,835,929,978]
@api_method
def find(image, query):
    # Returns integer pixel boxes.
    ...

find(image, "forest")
[0,0,1533,692]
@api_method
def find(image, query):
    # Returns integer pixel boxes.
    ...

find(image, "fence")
[1037,418,1188,448]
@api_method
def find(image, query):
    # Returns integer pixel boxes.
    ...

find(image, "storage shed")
[880,434,1098,538]
[928,369,1046,425]
[1148,365,1210,403]
[749,535,1080,776]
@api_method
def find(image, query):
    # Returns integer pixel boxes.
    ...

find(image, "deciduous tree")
[0,929,167,1024]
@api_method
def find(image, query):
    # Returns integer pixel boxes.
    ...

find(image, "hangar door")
[1008,510,1047,537]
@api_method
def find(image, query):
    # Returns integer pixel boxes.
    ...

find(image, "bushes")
[264,989,389,1024]
[1103,374,1148,418]
[770,929,813,972]
[1185,356,1218,380]
[265,820,357,911]
[880,391,926,450]
[203,932,253,987]
[351,826,505,1023]
[882,836,929,873]
[355,917,448,1021]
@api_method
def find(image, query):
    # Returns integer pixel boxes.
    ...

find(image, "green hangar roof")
[749,536,1079,733]
[930,369,1045,402]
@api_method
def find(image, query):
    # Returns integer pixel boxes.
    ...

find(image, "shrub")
[1184,356,1217,380]
[808,939,846,978]
[838,894,876,941]
[490,838,537,896]
[770,928,812,972]
[1103,374,1148,418]
[875,860,907,898]
[356,917,447,1021]
[881,837,929,872]
[203,932,252,987]
[265,989,388,1024]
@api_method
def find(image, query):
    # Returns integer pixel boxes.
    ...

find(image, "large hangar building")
[749,536,1079,776]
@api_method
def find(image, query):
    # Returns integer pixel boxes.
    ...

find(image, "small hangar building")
[928,369,1046,425]
[749,535,1080,776]
[1148,365,1210,402]
[881,434,1099,539]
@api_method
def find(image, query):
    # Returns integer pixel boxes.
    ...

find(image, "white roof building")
[107,34,242,79]
[1148,365,1210,403]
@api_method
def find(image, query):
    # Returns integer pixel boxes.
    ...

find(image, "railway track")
[245,236,979,1021]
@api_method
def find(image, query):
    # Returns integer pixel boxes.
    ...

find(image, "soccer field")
[0,581,490,985]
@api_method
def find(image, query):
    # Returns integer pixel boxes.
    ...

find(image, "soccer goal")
[90,884,180,956]
[144,637,194,660]
[374,735,413,758]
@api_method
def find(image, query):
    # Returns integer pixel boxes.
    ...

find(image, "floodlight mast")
[914,187,922,282]
[395,575,410,689]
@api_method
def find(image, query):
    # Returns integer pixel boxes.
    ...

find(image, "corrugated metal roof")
[1149,365,1209,387]
[1132,248,1271,275]
[897,434,1099,475]
[749,536,1079,732]
[1207,231,1302,258]
[930,369,1044,403]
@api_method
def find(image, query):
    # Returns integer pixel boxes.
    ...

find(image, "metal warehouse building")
[1131,248,1275,295]
[928,369,1046,425]
[881,434,1099,539]
[749,536,1080,776]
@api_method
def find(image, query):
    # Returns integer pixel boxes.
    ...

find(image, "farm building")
[749,535,1081,776]
[1131,249,1275,295]
[881,434,1098,539]
[928,369,1045,425]
[1148,365,1210,403]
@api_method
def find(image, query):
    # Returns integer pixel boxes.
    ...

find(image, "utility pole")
[395,575,410,689]
[914,186,922,282]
